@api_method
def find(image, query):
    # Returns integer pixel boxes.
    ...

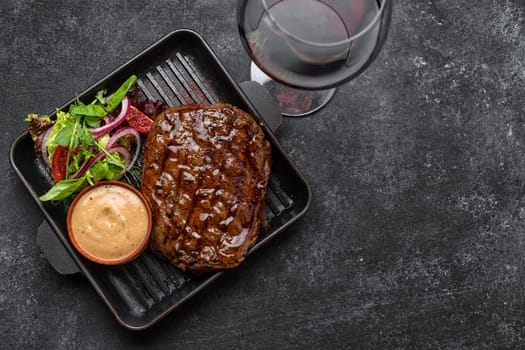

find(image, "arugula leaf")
[67,147,92,175]
[105,75,137,113]
[55,124,74,146]
[88,161,110,181]
[39,177,86,201]
[89,161,123,181]
[79,124,95,146]
[95,89,107,105]
[93,146,126,174]
[84,114,101,128]
[70,104,107,117]
[69,97,84,113]
[86,155,124,182]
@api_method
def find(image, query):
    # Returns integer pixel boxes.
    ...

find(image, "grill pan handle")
[37,220,80,275]
[240,81,282,132]
[37,81,280,276]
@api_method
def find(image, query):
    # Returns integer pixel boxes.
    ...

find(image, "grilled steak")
[141,103,271,273]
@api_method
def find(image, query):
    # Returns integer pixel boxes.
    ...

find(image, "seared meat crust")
[141,103,271,273]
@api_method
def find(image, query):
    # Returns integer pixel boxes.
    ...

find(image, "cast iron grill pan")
[9,30,311,330]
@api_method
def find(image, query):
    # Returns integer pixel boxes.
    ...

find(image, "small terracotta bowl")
[67,181,152,265]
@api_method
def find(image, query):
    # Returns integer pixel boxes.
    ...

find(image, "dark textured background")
[2,0,525,348]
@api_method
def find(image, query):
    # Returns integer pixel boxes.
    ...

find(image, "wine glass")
[237,0,392,117]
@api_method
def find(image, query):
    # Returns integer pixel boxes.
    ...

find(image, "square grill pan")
[9,29,311,330]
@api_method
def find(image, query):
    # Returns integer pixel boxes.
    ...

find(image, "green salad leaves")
[32,75,138,201]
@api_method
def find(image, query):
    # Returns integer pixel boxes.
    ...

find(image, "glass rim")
[261,0,387,47]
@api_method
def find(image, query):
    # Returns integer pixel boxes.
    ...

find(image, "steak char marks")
[141,104,271,273]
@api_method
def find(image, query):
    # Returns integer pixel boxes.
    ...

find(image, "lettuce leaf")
[46,110,76,164]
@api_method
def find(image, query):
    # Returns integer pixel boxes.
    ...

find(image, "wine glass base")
[250,62,335,117]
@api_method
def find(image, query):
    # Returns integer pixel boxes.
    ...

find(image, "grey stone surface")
[2,0,525,348]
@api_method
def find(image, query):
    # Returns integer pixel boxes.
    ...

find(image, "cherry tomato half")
[126,105,153,134]
[51,146,69,181]
[51,146,79,182]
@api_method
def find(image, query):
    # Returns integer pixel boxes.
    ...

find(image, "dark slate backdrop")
[2,0,525,349]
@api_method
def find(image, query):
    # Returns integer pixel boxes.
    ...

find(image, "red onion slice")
[106,145,131,166]
[90,96,130,139]
[106,126,141,171]
[106,145,132,179]
[40,127,52,167]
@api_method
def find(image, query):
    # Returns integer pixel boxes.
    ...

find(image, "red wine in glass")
[238,0,392,116]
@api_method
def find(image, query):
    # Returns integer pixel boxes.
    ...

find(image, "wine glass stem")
[249,62,336,117]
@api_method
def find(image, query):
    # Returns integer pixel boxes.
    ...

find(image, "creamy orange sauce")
[69,184,150,262]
